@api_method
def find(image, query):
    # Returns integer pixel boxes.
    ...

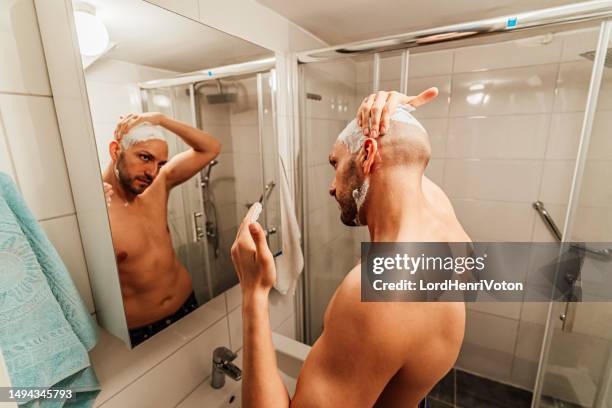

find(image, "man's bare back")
[297,176,467,407]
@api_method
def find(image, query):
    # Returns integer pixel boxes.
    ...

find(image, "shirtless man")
[102,112,220,346]
[231,89,470,407]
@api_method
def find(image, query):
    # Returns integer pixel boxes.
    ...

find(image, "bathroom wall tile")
[0,94,75,220]
[453,35,562,73]
[0,0,51,95]
[228,305,242,351]
[571,205,612,242]
[98,318,230,408]
[40,214,95,313]
[269,290,295,331]
[578,160,612,207]
[407,75,451,118]
[447,115,549,160]
[588,112,612,160]
[419,117,447,158]
[424,158,444,186]
[571,302,612,341]
[462,310,518,357]
[276,314,297,340]
[543,327,608,407]
[538,160,575,206]
[0,124,16,180]
[545,113,583,160]
[451,199,536,242]
[450,64,558,117]
[85,82,141,124]
[91,294,227,405]
[305,118,344,166]
[307,163,334,212]
[559,27,601,62]
[355,60,370,83]
[307,202,344,250]
[456,340,514,384]
[443,159,542,203]
[554,61,612,113]
[468,302,522,321]
[409,50,454,78]
[225,284,242,312]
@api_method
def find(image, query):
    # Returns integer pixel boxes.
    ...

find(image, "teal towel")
[0,172,100,407]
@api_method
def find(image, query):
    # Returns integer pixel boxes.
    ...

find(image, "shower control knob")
[266,226,277,236]
[559,313,566,321]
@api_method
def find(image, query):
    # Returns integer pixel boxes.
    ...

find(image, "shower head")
[580,48,612,68]
[204,159,218,181]
[205,79,238,104]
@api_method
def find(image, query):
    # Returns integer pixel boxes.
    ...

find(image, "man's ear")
[361,138,378,175]
[109,140,121,162]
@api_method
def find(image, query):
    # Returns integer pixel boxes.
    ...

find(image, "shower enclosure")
[138,58,282,305]
[297,2,612,407]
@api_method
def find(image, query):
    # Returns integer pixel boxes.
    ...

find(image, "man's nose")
[329,183,336,197]
[144,165,157,178]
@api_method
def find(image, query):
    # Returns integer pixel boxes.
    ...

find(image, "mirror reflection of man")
[102,112,220,346]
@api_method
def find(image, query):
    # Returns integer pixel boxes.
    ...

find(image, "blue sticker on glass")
[208,71,213,77]
[506,17,517,28]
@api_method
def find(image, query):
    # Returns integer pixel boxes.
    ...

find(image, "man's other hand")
[230,204,276,296]
[357,88,438,138]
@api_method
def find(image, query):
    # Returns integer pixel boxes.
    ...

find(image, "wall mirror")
[75,0,282,347]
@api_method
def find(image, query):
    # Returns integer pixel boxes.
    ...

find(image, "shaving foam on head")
[248,202,263,224]
[120,122,166,150]
[336,104,425,153]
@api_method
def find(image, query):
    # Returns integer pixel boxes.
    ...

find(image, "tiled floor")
[427,369,584,408]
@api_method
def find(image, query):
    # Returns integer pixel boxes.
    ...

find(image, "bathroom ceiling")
[82,0,271,72]
[256,0,581,45]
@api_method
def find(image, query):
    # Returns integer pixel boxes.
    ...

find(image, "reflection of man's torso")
[107,181,193,328]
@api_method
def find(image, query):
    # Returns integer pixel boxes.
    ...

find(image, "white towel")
[274,158,304,296]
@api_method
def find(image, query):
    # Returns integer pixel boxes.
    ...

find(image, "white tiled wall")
[0,0,94,315]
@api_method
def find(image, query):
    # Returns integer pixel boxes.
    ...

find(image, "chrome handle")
[533,201,562,241]
[258,180,276,204]
[265,226,277,237]
[192,212,204,242]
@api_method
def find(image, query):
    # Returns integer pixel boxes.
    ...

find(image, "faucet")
[211,347,242,389]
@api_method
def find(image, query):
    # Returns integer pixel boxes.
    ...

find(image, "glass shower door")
[534,20,612,408]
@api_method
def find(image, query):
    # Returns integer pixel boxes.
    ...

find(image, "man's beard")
[115,156,151,195]
[336,162,368,227]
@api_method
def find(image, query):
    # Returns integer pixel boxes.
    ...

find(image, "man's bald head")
[329,105,431,226]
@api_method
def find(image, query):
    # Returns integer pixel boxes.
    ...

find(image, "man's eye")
[140,155,150,162]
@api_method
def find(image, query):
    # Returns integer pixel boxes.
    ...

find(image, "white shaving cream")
[336,104,424,154]
[120,122,166,150]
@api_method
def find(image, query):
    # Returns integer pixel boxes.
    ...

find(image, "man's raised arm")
[115,112,221,189]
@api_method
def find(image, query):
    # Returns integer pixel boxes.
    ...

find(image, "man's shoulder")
[332,266,465,349]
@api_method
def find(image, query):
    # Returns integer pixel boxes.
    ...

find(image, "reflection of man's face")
[115,139,169,195]
[328,141,365,226]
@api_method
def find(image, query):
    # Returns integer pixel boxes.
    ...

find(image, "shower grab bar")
[532,201,612,259]
[246,180,276,208]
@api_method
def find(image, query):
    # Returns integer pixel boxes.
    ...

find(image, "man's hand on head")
[357,88,438,138]
[114,112,165,141]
